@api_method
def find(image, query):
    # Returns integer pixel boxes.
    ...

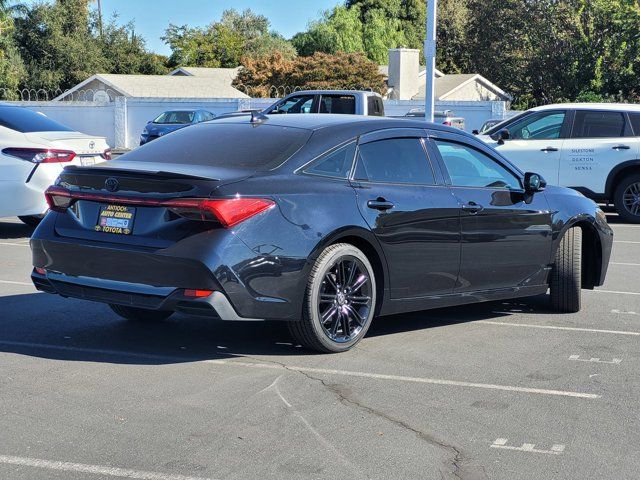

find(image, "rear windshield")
[153,111,195,124]
[120,123,312,170]
[0,106,73,133]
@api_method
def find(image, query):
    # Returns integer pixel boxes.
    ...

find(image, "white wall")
[7,101,116,146]
[7,97,510,150]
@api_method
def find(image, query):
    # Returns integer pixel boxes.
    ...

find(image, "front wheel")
[109,304,173,322]
[614,173,640,223]
[288,243,376,353]
[550,227,582,313]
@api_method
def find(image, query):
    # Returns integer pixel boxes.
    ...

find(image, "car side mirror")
[524,172,546,194]
[472,129,479,135]
[497,129,510,145]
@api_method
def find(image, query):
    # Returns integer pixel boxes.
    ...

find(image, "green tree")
[0,0,25,99]
[163,8,296,68]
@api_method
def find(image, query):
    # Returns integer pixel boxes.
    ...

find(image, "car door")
[493,109,570,185]
[560,109,640,195]
[430,132,553,292]
[351,128,461,298]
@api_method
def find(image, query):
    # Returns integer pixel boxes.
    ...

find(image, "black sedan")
[31,115,613,352]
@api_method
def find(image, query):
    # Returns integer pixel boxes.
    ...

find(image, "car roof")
[282,90,382,97]
[209,113,462,133]
[530,103,640,112]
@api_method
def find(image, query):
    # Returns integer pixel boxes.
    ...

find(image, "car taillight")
[166,198,276,227]
[2,148,76,163]
[443,121,452,126]
[44,186,275,227]
[184,289,213,298]
[101,149,112,160]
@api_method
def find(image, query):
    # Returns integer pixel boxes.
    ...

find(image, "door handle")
[461,202,484,214]
[540,147,559,153]
[367,198,394,211]
[612,145,631,150]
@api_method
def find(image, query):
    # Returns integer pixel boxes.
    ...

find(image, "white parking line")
[611,309,638,315]
[614,241,640,244]
[0,340,600,399]
[478,320,640,336]
[610,262,640,267]
[568,355,622,364]
[490,438,565,455]
[0,242,29,247]
[0,454,215,480]
[0,279,33,287]
[589,289,640,296]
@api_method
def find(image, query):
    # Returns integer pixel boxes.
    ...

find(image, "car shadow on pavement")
[0,220,33,239]
[0,292,553,364]
[367,294,552,338]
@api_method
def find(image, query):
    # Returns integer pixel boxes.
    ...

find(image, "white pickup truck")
[263,90,385,116]
[479,103,640,223]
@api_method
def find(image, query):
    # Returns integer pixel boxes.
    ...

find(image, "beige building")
[382,48,511,102]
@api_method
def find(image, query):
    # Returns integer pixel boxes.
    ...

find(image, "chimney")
[387,48,420,100]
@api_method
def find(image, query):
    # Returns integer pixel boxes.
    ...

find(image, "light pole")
[424,0,437,122]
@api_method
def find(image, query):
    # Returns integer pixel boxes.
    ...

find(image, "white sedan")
[0,105,110,226]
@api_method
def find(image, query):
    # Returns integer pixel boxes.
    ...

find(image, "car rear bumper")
[31,270,263,320]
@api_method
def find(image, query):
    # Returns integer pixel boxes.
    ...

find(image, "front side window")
[508,111,566,140]
[319,95,356,114]
[356,138,434,185]
[304,142,356,179]
[434,140,521,190]
[271,95,315,114]
[572,111,629,138]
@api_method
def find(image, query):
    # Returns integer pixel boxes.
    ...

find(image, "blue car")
[139,110,215,145]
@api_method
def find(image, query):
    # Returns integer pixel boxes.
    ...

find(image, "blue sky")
[97,0,344,55]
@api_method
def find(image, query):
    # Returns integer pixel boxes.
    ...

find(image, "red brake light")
[443,121,452,126]
[44,186,275,226]
[101,148,112,160]
[184,289,213,298]
[2,148,76,163]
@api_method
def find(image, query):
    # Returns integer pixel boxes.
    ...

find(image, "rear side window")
[572,111,630,138]
[0,107,73,133]
[367,96,384,116]
[304,142,356,179]
[355,138,434,185]
[319,95,356,114]
[120,123,312,170]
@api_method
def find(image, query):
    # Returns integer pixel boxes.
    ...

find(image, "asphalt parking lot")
[0,212,638,480]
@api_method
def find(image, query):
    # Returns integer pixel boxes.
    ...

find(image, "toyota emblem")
[89,141,95,149]
[105,178,119,192]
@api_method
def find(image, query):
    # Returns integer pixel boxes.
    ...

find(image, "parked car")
[0,105,110,226]
[403,109,465,130]
[32,114,612,352]
[139,109,215,145]
[478,103,640,223]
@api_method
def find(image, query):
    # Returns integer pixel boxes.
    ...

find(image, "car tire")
[18,215,44,227]
[109,304,173,322]
[550,227,582,313]
[614,173,640,224]
[288,243,377,353]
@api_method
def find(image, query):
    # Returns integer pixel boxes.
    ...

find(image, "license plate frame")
[95,205,136,235]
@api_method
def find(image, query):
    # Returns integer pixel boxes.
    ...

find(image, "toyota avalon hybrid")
[30,114,613,352]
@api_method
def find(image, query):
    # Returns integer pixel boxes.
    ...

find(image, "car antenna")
[250,111,269,125]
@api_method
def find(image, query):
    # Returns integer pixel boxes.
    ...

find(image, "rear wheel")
[18,215,44,227]
[109,304,173,322]
[288,243,376,353]
[614,173,640,224]
[550,227,582,313]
